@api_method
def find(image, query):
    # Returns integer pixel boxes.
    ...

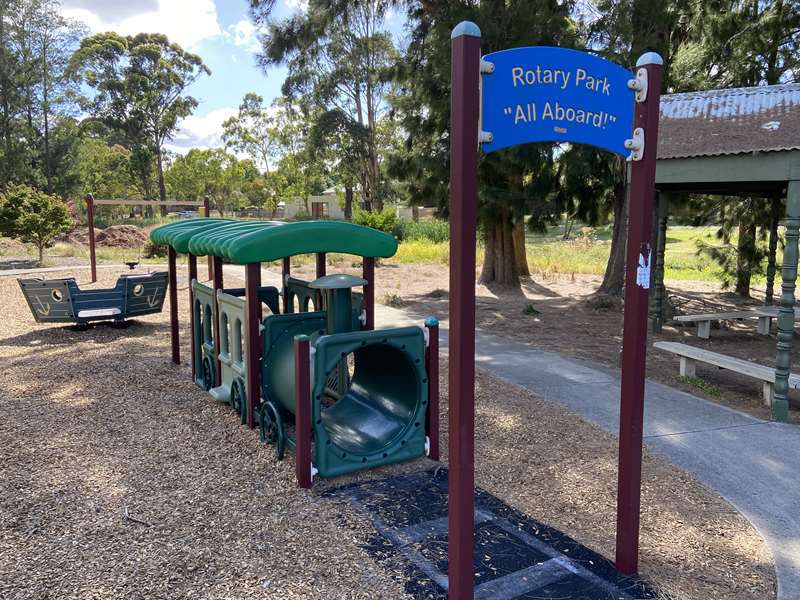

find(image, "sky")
[59,0,406,156]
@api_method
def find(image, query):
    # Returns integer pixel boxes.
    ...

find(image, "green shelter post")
[772,180,799,422]
[652,192,670,333]
[188,253,198,379]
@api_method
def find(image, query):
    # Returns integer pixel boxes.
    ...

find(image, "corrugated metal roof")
[657,83,800,159]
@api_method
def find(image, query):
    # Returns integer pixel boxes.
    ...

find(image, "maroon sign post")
[448,22,481,600]
[615,53,663,575]
[448,19,663,594]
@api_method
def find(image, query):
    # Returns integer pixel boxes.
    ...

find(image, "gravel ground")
[0,268,776,599]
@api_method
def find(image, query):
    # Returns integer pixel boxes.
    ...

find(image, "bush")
[143,241,168,258]
[352,208,397,233]
[0,184,73,264]
[393,219,449,243]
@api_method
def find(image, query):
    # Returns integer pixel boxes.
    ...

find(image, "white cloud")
[62,0,222,49]
[166,107,237,153]
[284,0,309,13]
[226,19,261,53]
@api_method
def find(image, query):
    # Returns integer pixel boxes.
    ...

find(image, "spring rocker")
[18,272,168,327]
[149,219,440,486]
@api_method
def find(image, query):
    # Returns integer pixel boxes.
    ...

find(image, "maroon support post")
[362,257,375,330]
[425,317,440,461]
[448,22,481,600]
[294,335,312,488]
[282,257,291,313]
[204,196,213,280]
[615,53,663,575]
[212,255,224,386]
[168,246,180,365]
[188,253,198,379]
[86,194,97,283]
[245,263,262,429]
[315,252,326,278]
[315,252,327,308]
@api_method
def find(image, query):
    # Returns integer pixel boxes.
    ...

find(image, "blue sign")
[481,47,635,156]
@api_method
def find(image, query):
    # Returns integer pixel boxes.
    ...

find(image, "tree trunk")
[765,197,780,305]
[513,220,530,277]
[735,220,756,297]
[0,0,11,186]
[480,209,519,287]
[344,186,353,220]
[42,45,52,194]
[155,144,167,216]
[37,243,43,265]
[598,179,628,296]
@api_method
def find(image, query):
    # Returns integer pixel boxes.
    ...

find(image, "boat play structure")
[18,272,168,327]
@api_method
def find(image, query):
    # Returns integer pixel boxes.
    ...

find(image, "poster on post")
[480,46,635,156]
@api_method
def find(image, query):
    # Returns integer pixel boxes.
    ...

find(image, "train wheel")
[201,356,214,391]
[235,378,247,425]
[260,400,285,460]
[230,378,245,421]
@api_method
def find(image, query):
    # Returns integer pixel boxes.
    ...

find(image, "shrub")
[352,207,397,233]
[143,241,168,258]
[0,184,73,264]
[393,219,449,243]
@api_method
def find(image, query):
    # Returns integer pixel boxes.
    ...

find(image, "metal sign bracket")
[628,67,648,103]
[625,127,645,161]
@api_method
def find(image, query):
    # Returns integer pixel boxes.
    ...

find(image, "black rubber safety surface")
[327,469,661,600]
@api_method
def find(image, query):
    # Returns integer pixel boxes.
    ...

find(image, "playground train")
[150,219,439,486]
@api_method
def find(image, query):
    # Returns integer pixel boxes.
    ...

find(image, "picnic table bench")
[654,341,800,406]
[674,307,800,339]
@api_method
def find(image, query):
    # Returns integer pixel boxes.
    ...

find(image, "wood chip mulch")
[0,268,777,599]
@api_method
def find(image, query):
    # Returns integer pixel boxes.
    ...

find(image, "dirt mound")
[59,226,89,245]
[57,224,148,249]
[95,225,148,248]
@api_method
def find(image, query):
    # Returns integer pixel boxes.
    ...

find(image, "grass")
[2,219,786,286]
[679,375,722,396]
[524,223,781,283]
[391,240,450,264]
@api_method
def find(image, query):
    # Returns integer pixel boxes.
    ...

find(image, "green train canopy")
[149,218,234,253]
[150,219,398,263]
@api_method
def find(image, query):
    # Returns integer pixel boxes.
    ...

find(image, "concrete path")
[371,304,800,600]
